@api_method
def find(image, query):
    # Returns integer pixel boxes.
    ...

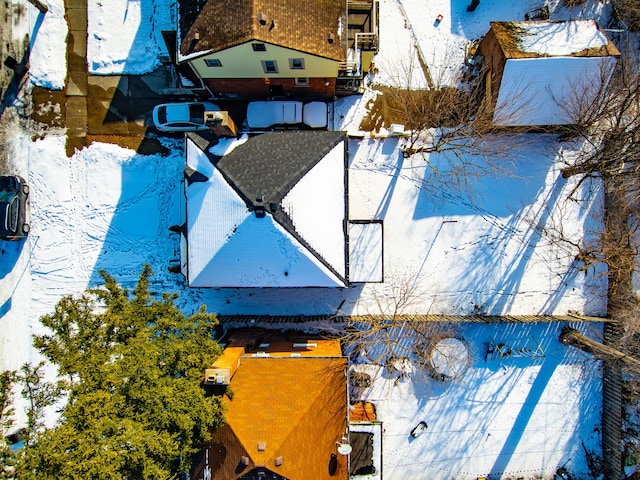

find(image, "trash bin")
[4,56,27,76]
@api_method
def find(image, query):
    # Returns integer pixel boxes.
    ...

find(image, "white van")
[246,101,327,129]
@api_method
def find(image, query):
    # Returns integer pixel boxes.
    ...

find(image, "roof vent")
[256,194,264,202]
[258,12,268,26]
[327,33,335,44]
[194,32,200,40]
[254,206,266,218]
[258,442,267,452]
[269,203,278,213]
[275,456,283,467]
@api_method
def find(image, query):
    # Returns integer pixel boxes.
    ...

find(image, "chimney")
[258,442,267,452]
[275,456,283,467]
[258,12,268,26]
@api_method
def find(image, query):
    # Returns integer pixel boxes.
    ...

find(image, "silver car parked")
[152,102,220,132]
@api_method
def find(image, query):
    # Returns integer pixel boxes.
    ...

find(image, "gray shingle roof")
[186,130,348,287]
[216,131,346,209]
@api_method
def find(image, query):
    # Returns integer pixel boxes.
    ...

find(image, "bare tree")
[560,326,640,374]
[327,270,465,391]
[612,0,640,31]
[551,54,640,479]
[361,45,534,197]
[559,59,640,184]
[557,57,640,335]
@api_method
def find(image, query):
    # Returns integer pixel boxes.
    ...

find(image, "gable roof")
[184,131,348,287]
[486,20,620,126]
[489,20,620,59]
[178,0,347,61]
[202,330,349,480]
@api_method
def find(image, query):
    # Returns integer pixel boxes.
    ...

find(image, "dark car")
[0,175,30,240]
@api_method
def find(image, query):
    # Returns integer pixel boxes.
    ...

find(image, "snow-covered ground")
[13,0,67,90]
[87,0,175,75]
[0,0,617,477]
[349,321,603,479]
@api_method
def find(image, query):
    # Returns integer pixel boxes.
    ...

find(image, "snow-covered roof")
[493,55,618,126]
[184,132,348,288]
[246,101,303,129]
[348,221,383,283]
[485,20,620,127]
[490,20,620,59]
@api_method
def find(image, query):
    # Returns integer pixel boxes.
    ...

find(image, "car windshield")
[156,106,167,124]
[4,197,18,233]
[0,176,17,191]
[189,104,205,124]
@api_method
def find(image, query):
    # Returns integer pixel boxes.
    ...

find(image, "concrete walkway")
[65,0,88,155]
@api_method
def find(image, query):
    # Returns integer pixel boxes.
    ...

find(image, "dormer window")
[252,43,267,52]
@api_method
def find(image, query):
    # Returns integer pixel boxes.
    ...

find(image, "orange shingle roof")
[219,328,343,358]
[179,0,346,61]
[202,330,349,479]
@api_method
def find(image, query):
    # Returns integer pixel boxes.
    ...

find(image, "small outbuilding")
[477,20,620,126]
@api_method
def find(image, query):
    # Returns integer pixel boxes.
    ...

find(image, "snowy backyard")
[0,0,622,478]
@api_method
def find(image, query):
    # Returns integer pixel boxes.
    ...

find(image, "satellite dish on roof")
[337,443,352,455]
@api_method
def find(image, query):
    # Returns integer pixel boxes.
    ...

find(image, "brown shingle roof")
[349,401,377,422]
[179,0,346,61]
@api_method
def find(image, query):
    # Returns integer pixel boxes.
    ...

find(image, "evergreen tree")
[0,370,17,479]
[16,266,224,480]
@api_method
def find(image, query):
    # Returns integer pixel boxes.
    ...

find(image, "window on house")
[252,43,267,52]
[204,58,222,67]
[289,58,305,70]
[261,60,278,74]
[295,77,309,86]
